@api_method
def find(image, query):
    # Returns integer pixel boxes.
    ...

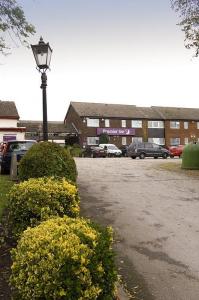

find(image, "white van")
[99,144,122,157]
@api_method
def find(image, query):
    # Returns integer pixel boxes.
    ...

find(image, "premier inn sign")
[97,128,135,136]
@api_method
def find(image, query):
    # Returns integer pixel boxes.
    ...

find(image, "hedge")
[10,216,117,300]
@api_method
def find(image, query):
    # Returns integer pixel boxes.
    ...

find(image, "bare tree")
[0,0,35,54]
[171,0,199,56]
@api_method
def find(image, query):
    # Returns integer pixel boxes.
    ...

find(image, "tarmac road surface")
[75,157,199,300]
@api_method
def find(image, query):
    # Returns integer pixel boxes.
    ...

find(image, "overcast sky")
[0,0,199,121]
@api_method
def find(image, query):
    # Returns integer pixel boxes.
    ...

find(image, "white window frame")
[87,136,99,145]
[170,121,180,129]
[184,122,188,129]
[131,120,142,128]
[148,121,164,128]
[122,137,127,145]
[104,119,110,127]
[170,137,180,146]
[87,118,99,127]
[121,120,126,128]
[184,137,189,144]
[148,137,165,145]
[132,137,143,143]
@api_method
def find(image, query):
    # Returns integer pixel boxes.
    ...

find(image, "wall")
[165,120,199,145]
[0,131,25,142]
[0,119,18,127]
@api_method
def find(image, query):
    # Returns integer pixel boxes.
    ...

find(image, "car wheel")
[154,156,158,159]
[131,156,136,159]
[139,153,145,159]
[170,155,174,158]
[162,153,168,159]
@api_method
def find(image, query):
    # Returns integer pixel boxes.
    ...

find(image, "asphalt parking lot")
[75,157,199,300]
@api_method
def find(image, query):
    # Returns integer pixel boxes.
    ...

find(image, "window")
[121,120,126,127]
[197,122,199,129]
[131,120,142,128]
[148,121,164,128]
[184,122,188,129]
[105,119,110,127]
[170,121,180,129]
[148,138,165,145]
[184,137,189,144]
[87,118,99,127]
[170,137,180,145]
[87,137,99,145]
[132,137,143,143]
[122,137,127,145]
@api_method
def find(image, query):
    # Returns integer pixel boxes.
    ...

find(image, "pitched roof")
[0,101,19,118]
[69,101,199,120]
[18,120,77,134]
[152,106,199,120]
[70,101,162,119]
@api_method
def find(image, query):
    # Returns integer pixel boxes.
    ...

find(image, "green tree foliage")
[171,0,199,55]
[0,0,35,54]
[99,133,109,144]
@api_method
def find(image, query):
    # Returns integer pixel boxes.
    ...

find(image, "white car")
[99,144,122,157]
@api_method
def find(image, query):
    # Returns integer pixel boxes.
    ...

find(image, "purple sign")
[97,128,135,136]
[3,135,16,141]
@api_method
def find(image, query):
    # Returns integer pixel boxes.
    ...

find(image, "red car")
[169,145,184,158]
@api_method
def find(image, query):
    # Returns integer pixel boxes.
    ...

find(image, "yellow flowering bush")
[10,216,117,300]
[7,177,80,237]
[18,141,77,182]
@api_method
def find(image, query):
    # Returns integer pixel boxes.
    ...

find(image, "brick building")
[64,101,199,147]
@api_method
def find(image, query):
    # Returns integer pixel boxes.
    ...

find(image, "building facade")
[64,102,199,147]
[0,100,25,142]
[18,120,78,145]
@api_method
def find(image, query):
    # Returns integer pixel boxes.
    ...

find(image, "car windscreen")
[107,145,118,150]
[10,142,35,152]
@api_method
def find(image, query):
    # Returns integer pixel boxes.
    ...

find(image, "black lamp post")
[31,37,52,141]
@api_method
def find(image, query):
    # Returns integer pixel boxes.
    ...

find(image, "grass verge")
[157,161,199,177]
[0,175,14,220]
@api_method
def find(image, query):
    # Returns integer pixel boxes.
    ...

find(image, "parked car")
[168,145,184,158]
[0,140,36,174]
[99,144,122,157]
[127,141,170,159]
[120,145,129,157]
[82,146,107,158]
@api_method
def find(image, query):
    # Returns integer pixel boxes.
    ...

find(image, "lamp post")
[31,37,52,141]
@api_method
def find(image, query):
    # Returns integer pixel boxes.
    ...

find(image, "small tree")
[99,133,109,144]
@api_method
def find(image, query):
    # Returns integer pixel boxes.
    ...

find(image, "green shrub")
[7,177,80,237]
[66,144,83,157]
[99,133,109,144]
[10,216,117,300]
[18,142,77,182]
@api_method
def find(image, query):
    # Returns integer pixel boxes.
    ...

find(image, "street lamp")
[31,37,52,141]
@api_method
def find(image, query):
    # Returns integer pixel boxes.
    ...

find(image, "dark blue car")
[0,140,36,174]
